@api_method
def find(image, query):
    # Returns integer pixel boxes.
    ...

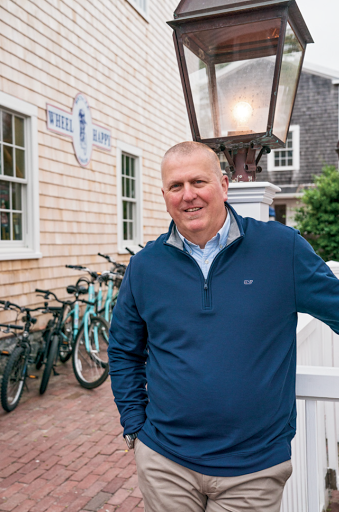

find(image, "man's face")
[161,151,229,247]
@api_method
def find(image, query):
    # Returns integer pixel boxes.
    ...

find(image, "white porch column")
[227,182,281,222]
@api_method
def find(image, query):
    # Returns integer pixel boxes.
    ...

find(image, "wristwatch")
[124,432,138,449]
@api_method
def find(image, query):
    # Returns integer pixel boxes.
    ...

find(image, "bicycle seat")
[67,285,88,295]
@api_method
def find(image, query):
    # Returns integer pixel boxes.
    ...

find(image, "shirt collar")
[176,208,230,250]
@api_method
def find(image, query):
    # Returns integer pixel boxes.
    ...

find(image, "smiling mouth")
[185,207,202,212]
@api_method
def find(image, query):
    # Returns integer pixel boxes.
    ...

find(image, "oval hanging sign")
[46,93,111,167]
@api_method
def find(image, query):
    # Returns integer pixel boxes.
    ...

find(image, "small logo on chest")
[244,280,253,285]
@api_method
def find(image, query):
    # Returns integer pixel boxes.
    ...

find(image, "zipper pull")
[204,282,208,290]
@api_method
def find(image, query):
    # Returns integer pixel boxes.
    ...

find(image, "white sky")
[296,0,339,73]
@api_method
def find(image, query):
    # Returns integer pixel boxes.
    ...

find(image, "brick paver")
[0,360,143,512]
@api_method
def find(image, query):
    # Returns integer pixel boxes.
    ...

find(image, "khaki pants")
[134,439,292,512]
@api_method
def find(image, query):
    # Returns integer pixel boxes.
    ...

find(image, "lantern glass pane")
[273,23,303,143]
[183,18,281,139]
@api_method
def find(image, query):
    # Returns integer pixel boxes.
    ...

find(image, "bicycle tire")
[72,315,109,389]
[40,335,59,395]
[1,346,26,412]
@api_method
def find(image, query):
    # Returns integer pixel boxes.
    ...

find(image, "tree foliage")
[294,166,339,262]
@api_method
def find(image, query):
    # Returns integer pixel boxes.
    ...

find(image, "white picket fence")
[280,261,339,512]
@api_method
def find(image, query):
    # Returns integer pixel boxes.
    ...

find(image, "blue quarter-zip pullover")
[108,204,339,477]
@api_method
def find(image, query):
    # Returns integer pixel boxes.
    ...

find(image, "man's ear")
[161,188,165,198]
[222,175,229,202]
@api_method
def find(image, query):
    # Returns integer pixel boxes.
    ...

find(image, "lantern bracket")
[222,145,271,182]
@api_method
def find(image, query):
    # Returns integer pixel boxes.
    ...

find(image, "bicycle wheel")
[59,311,73,363]
[1,346,27,412]
[40,334,59,395]
[72,316,109,389]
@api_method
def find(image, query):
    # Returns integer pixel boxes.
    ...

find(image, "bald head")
[161,141,222,181]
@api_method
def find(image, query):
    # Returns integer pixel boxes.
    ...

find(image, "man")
[108,141,339,512]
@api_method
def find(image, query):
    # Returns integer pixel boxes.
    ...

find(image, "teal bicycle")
[97,253,126,322]
[66,265,111,389]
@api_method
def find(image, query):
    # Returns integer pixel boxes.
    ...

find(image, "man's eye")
[170,184,180,189]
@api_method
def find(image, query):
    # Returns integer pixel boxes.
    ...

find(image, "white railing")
[280,261,339,512]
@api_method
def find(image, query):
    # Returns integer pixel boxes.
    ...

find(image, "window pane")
[12,213,22,240]
[126,156,130,176]
[129,221,133,240]
[1,211,10,240]
[123,221,128,241]
[126,177,130,197]
[16,148,25,178]
[2,112,13,144]
[0,181,10,209]
[122,154,125,175]
[281,157,286,166]
[12,183,22,211]
[122,176,125,197]
[131,159,135,177]
[123,201,128,220]
[129,202,133,220]
[131,179,135,198]
[15,117,24,148]
[4,146,14,176]
[274,154,279,165]
[288,158,292,165]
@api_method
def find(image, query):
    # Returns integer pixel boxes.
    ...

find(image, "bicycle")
[97,253,126,322]
[35,289,76,394]
[0,300,47,412]
[58,281,89,364]
[65,265,111,388]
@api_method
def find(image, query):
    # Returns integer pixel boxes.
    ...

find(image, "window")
[126,0,149,20]
[0,92,40,260]
[267,125,300,172]
[116,141,143,254]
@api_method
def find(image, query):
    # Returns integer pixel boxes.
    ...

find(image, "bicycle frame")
[82,282,100,353]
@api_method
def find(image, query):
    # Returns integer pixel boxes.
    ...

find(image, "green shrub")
[294,166,339,262]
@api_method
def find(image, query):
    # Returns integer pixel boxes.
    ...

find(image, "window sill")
[0,248,42,261]
[268,166,297,172]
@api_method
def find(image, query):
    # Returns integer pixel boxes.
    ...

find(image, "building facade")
[258,63,339,225]
[0,0,187,325]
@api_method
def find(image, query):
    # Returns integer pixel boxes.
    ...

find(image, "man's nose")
[182,184,197,202]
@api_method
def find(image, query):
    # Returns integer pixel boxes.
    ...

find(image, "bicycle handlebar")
[35,289,74,307]
[66,264,86,270]
[0,323,24,330]
[98,252,112,263]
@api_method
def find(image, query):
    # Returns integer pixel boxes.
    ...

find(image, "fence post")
[305,400,320,512]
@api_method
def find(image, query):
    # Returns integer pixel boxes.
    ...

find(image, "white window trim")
[116,140,143,255]
[126,0,149,22]
[0,91,41,261]
[267,125,300,172]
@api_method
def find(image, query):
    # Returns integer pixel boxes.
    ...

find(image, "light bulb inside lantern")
[233,101,253,128]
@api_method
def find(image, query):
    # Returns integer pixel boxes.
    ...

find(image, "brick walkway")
[0,359,143,512]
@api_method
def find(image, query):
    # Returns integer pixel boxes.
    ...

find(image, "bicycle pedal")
[52,368,60,376]
[28,375,38,379]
